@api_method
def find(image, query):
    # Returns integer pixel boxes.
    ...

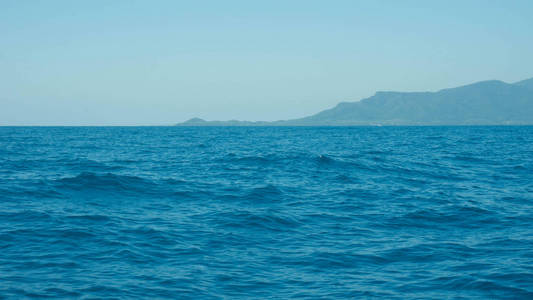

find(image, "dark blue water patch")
[0,126,533,299]
[56,172,153,192]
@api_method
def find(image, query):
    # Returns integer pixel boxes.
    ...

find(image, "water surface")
[1,126,532,299]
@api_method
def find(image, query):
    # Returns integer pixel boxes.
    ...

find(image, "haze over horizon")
[2,0,533,125]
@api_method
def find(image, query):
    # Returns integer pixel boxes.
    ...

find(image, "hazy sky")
[1,0,533,125]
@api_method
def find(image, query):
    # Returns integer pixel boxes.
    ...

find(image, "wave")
[55,172,158,194]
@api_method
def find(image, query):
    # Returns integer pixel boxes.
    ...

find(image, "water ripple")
[0,126,532,298]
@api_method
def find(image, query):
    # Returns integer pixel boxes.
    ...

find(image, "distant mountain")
[515,78,533,91]
[177,78,533,126]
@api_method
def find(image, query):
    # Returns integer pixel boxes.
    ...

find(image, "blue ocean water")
[1,126,532,299]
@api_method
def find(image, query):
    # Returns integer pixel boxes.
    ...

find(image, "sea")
[0,126,532,299]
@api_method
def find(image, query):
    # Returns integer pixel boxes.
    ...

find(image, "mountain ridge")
[177,77,533,126]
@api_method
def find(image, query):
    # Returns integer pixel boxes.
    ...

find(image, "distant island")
[177,77,533,126]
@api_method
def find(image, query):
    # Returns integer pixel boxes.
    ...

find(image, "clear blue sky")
[1,0,533,125]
